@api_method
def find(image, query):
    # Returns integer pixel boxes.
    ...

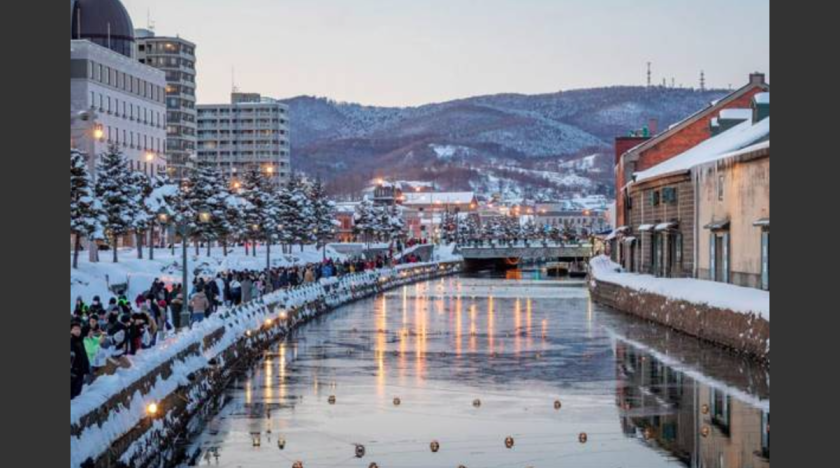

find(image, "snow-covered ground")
[70,244,346,311]
[590,255,769,320]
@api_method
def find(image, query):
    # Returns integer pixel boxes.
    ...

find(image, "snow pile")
[590,256,769,320]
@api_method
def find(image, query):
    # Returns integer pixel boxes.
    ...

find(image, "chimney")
[749,72,766,85]
[648,118,658,136]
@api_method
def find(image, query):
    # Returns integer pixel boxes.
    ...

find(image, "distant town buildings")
[197,92,291,186]
[608,75,770,291]
[70,0,167,176]
[135,29,197,179]
[401,191,478,240]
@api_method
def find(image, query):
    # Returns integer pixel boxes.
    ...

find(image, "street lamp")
[145,151,155,162]
[93,124,105,141]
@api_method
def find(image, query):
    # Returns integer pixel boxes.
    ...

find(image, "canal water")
[183,270,770,468]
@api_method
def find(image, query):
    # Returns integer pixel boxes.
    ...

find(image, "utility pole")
[646,62,652,88]
[700,70,706,91]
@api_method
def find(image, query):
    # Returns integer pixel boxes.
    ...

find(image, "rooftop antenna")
[231,67,238,94]
[146,8,156,31]
[700,70,706,91]
[646,62,652,87]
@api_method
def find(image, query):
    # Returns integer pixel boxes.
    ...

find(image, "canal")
[182,270,770,468]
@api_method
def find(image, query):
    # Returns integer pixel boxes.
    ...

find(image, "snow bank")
[590,256,769,320]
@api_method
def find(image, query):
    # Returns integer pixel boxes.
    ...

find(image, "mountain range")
[281,86,728,200]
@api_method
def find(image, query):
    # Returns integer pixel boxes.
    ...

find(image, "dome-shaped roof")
[70,0,135,58]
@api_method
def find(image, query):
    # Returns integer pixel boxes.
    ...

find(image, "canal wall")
[70,261,462,468]
[588,256,769,363]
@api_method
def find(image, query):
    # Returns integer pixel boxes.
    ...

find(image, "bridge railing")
[455,239,593,249]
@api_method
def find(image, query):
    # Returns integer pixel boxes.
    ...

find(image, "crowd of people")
[71,252,425,399]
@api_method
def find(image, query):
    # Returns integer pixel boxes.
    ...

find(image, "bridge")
[455,241,594,270]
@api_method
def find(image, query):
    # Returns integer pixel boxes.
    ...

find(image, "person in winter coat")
[189,289,210,325]
[71,320,90,399]
[83,324,104,374]
[88,296,104,316]
[170,293,184,327]
[230,278,242,305]
[241,276,253,303]
[104,313,129,361]
[73,297,88,317]
[304,267,315,284]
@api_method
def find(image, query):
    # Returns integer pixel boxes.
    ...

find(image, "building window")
[710,389,731,436]
[761,412,770,458]
[710,232,730,283]
[718,174,725,201]
[650,190,660,206]
[761,230,770,290]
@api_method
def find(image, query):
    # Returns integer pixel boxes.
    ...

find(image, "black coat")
[70,335,90,378]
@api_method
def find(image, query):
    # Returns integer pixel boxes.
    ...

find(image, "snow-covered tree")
[182,165,222,255]
[380,203,405,244]
[70,149,102,269]
[353,198,378,245]
[129,171,154,259]
[144,175,178,259]
[440,209,458,243]
[240,169,278,256]
[309,178,336,254]
[94,145,138,263]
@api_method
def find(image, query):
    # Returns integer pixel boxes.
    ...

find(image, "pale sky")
[123,0,770,107]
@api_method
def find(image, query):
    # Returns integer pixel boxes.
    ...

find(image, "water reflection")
[183,269,769,468]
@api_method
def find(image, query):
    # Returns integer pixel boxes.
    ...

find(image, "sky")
[123,0,770,107]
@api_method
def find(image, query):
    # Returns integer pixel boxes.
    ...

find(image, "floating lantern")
[701,404,710,415]
[505,436,515,449]
[472,399,481,408]
[554,400,562,411]
[251,432,261,447]
[265,318,273,326]
[430,440,440,453]
[292,461,303,468]
[701,426,711,438]
[277,437,286,450]
[393,397,401,406]
[246,330,252,337]
[355,444,366,458]
[146,402,159,417]
[578,432,588,444]
[328,395,336,405]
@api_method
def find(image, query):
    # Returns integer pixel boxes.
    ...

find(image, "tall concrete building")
[197,93,291,186]
[70,0,167,177]
[135,29,197,179]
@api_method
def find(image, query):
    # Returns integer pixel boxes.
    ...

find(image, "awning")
[623,236,637,244]
[753,218,770,227]
[615,226,630,233]
[655,222,678,231]
[704,219,731,230]
[638,224,654,231]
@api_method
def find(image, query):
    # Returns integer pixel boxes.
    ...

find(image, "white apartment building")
[70,0,167,177]
[197,93,291,186]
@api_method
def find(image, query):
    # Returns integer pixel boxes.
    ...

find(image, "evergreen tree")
[144,175,178,259]
[288,175,315,250]
[129,171,154,259]
[379,203,405,244]
[70,149,102,269]
[309,178,336,255]
[353,198,377,245]
[183,165,223,255]
[241,169,278,256]
[94,145,137,263]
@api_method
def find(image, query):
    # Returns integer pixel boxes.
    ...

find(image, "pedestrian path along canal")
[183,271,770,468]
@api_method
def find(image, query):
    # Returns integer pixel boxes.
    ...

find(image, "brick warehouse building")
[611,73,769,267]
[614,73,769,230]
[627,94,769,279]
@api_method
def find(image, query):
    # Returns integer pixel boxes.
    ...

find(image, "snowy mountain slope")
[283,87,728,197]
